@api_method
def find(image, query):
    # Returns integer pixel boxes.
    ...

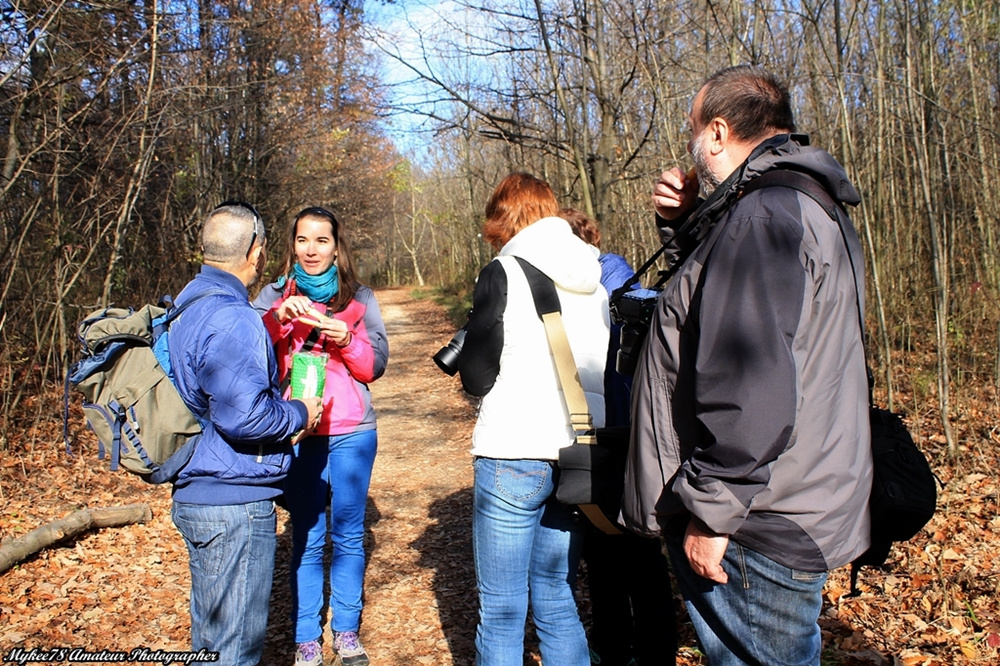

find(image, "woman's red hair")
[482,173,559,250]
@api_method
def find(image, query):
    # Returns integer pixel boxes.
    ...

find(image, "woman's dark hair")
[278,206,358,312]
[559,207,601,248]
[699,66,796,142]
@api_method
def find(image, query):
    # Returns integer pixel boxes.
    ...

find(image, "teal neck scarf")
[291,262,339,304]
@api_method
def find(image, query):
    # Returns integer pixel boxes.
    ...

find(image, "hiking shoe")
[333,630,369,666]
[294,640,323,666]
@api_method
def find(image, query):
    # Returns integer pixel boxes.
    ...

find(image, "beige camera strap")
[517,257,621,534]
[539,311,622,535]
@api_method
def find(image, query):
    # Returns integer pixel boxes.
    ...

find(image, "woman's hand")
[299,307,353,347]
[274,295,313,324]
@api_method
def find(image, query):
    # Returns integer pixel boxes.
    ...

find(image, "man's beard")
[691,132,722,196]
[248,255,265,288]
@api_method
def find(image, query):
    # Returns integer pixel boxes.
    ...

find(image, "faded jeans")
[172,499,278,666]
[472,457,589,666]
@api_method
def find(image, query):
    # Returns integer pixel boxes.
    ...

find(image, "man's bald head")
[201,202,265,265]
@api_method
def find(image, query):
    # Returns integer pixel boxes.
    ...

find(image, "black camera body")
[610,286,663,376]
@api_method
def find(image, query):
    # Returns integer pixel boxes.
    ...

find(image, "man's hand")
[291,396,323,444]
[652,167,700,221]
[684,519,729,584]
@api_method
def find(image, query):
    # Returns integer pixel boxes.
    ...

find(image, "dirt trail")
[316,287,479,665]
[3,288,998,665]
[259,285,483,665]
[0,287,480,665]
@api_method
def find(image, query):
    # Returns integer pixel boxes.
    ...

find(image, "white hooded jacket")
[459,216,610,460]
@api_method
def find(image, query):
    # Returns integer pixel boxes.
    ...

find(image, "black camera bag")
[555,426,630,520]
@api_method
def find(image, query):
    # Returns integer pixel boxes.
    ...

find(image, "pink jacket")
[254,283,389,435]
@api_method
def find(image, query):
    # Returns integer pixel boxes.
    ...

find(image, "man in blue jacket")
[168,201,323,665]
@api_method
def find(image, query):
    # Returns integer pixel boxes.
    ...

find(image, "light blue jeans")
[286,430,378,642]
[171,499,278,666]
[666,536,827,666]
[472,457,589,666]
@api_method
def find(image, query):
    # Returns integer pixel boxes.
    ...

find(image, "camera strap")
[513,257,593,435]
[513,256,622,535]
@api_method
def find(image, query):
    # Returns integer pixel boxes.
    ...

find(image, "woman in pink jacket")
[253,207,389,666]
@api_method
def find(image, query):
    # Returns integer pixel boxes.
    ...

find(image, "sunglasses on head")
[216,200,261,258]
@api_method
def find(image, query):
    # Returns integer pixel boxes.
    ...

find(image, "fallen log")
[0,503,152,575]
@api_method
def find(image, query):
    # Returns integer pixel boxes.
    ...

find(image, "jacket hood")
[743,134,861,206]
[665,134,861,260]
[499,216,602,294]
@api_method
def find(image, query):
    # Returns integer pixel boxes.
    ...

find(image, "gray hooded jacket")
[622,134,873,572]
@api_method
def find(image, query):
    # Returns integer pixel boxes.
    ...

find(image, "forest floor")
[1,286,999,665]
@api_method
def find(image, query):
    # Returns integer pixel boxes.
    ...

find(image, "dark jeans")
[583,527,678,666]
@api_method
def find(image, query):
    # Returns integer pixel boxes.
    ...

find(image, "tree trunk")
[0,504,153,575]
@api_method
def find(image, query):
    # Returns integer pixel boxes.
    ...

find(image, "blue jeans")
[286,430,378,642]
[666,536,827,666]
[472,457,589,666]
[171,500,278,666]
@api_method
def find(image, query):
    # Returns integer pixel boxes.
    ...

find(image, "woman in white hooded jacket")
[457,172,609,666]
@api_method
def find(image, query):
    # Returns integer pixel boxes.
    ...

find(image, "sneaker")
[332,630,369,666]
[294,640,323,666]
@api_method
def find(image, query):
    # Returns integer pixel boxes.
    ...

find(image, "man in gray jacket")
[622,66,872,664]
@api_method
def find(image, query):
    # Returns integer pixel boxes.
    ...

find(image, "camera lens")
[433,329,467,376]
[616,325,646,376]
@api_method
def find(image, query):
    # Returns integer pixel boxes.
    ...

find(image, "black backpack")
[743,170,940,596]
[848,407,939,596]
[64,291,221,484]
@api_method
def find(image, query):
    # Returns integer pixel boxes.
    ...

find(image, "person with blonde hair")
[457,173,609,666]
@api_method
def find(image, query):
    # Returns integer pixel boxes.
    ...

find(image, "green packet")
[290,351,328,399]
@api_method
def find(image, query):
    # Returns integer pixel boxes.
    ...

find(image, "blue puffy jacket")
[598,252,635,428]
[168,265,308,505]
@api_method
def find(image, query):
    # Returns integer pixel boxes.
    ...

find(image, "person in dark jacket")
[623,66,872,665]
[562,208,678,666]
[168,201,323,665]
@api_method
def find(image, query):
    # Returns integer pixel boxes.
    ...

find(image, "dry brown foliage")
[0,287,998,665]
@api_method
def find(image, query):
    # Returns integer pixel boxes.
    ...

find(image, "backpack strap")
[742,170,878,596]
[740,170,873,403]
[153,289,228,338]
[739,169,843,220]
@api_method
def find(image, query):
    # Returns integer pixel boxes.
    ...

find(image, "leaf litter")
[0,287,998,665]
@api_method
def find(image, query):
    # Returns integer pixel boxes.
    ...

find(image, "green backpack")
[64,292,220,484]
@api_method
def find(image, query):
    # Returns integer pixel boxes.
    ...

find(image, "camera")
[433,328,467,376]
[608,243,677,376]
[610,287,662,376]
